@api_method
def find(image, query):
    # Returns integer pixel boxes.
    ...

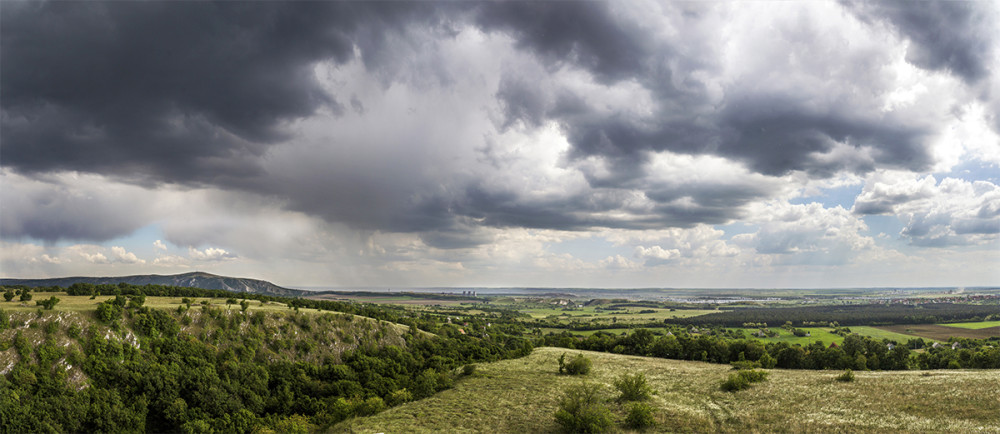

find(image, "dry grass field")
[335,347,1000,433]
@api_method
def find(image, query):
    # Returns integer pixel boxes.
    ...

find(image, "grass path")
[336,347,1000,433]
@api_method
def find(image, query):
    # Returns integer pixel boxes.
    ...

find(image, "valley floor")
[336,347,1000,433]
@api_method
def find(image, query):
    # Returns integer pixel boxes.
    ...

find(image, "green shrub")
[386,388,413,406]
[730,360,761,370]
[720,373,751,391]
[354,396,385,416]
[563,354,592,375]
[554,383,613,433]
[836,369,855,382]
[721,369,769,392]
[739,369,769,383]
[614,373,652,401]
[624,402,656,429]
[463,364,477,376]
[759,352,777,369]
[67,323,82,339]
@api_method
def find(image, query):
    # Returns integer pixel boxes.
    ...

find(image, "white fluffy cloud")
[187,247,236,262]
[854,172,1000,246]
[734,202,875,265]
[110,246,145,264]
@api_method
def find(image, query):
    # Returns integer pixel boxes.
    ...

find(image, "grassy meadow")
[851,326,940,343]
[940,320,1000,329]
[336,347,1000,433]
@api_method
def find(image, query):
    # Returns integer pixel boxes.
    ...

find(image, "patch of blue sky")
[790,184,863,209]
[861,215,908,249]
[548,236,630,262]
[105,224,169,255]
[717,221,757,240]
[940,160,1000,184]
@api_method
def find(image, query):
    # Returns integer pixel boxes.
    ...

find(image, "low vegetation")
[3,282,997,432]
[720,369,769,392]
[613,372,652,402]
[836,369,856,382]
[0,287,532,432]
[553,383,614,433]
[339,347,1000,432]
[558,352,592,375]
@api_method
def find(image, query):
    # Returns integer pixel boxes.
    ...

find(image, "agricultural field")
[309,293,472,306]
[337,347,1000,433]
[735,327,844,346]
[851,326,939,344]
[940,320,1000,329]
[876,324,1000,341]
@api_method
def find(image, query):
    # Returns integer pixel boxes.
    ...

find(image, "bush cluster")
[613,373,652,402]
[554,384,614,433]
[836,368,855,382]
[624,402,656,429]
[558,353,592,375]
[720,369,769,392]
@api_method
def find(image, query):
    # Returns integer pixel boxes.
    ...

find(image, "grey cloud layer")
[1,1,448,182]
[3,1,994,244]
[841,0,995,85]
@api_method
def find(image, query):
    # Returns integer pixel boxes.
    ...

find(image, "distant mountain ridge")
[0,272,306,297]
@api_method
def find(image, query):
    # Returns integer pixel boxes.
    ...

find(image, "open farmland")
[876,324,1000,341]
[308,293,472,306]
[851,326,941,343]
[940,320,1000,329]
[337,347,1000,433]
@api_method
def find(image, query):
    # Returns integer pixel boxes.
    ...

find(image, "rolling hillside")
[0,271,305,297]
[337,347,1000,433]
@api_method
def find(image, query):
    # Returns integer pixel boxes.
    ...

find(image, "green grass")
[736,327,844,346]
[852,326,939,343]
[939,320,1000,329]
[335,347,1000,433]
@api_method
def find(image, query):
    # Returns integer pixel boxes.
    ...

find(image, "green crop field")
[940,320,1000,329]
[336,347,1000,433]
[851,326,939,343]
[736,327,844,346]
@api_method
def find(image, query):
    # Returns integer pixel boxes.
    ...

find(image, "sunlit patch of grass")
[939,320,1000,329]
[336,347,1000,433]
[851,325,939,343]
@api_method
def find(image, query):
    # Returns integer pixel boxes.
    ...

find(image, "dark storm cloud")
[715,95,933,176]
[2,1,980,246]
[485,2,937,182]
[475,2,651,84]
[0,1,444,183]
[0,173,154,242]
[454,181,767,232]
[841,0,994,84]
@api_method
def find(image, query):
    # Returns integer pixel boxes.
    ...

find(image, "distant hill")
[0,271,306,297]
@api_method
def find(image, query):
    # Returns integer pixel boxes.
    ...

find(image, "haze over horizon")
[2,1,999,289]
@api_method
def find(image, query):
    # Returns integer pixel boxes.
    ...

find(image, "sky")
[2,1,999,289]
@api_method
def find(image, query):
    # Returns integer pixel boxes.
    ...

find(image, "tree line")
[665,303,1000,327]
[541,328,1000,370]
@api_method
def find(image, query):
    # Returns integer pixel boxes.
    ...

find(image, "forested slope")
[0,292,531,432]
